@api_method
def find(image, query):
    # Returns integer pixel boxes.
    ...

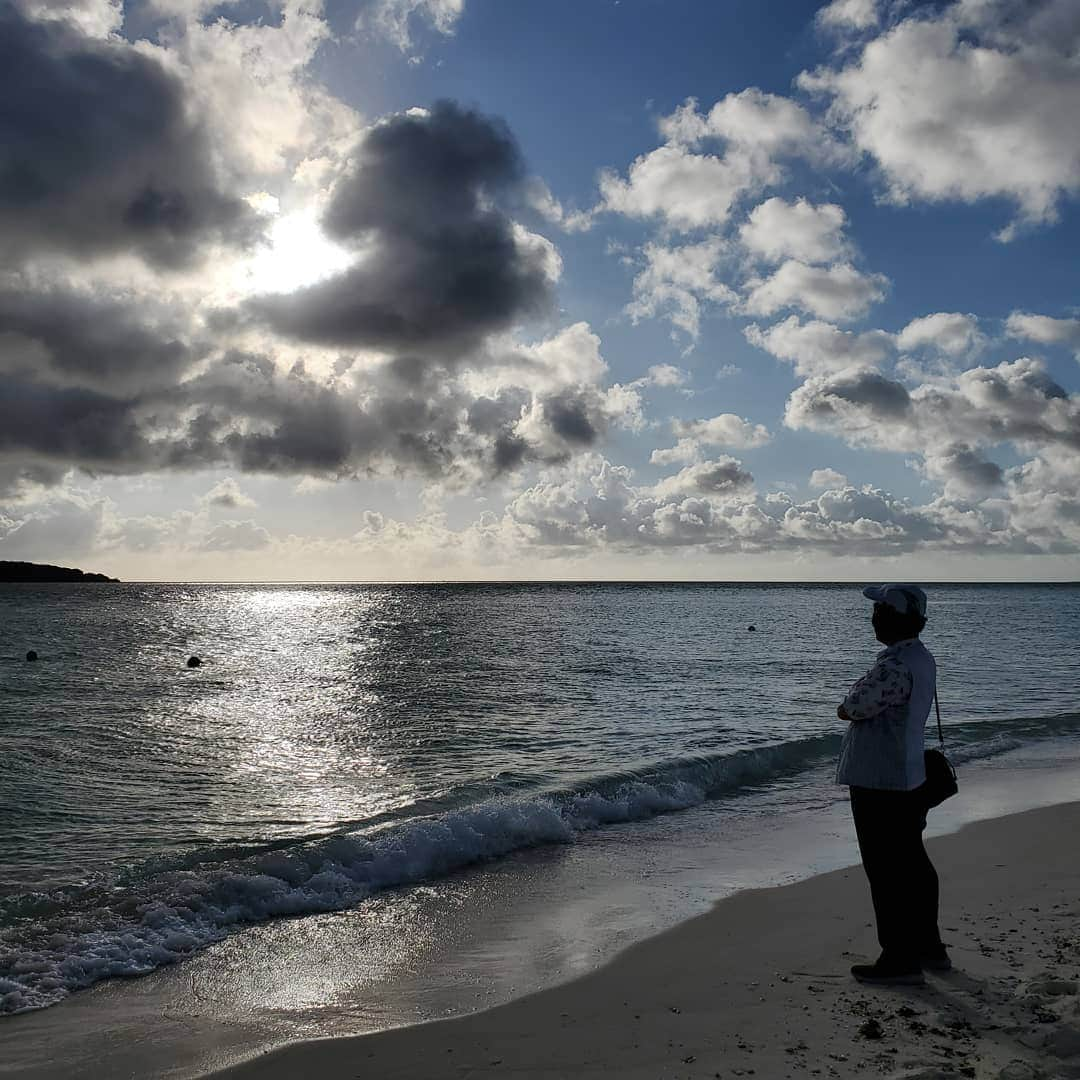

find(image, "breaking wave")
[2,711,1078,1014]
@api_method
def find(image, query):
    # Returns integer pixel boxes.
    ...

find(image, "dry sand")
[211,801,1080,1080]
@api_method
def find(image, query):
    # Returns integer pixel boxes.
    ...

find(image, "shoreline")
[211,799,1080,1080]
[3,752,1080,1080]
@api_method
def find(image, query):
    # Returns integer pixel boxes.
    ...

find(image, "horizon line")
[43,578,1080,586]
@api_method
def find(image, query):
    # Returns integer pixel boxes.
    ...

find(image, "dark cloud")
[542,389,599,445]
[689,459,755,493]
[929,443,1005,494]
[251,101,555,352]
[0,6,257,268]
[0,344,609,486]
[0,282,206,392]
[652,457,755,500]
[467,392,530,471]
[785,368,912,437]
[818,370,911,417]
[0,377,148,468]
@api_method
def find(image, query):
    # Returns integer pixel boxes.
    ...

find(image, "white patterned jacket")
[836,637,937,791]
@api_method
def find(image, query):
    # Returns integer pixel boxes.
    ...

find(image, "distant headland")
[0,561,119,583]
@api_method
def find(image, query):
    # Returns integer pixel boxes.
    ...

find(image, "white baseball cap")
[862,583,927,617]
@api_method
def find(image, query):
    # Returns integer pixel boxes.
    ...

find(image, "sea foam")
[2,716,1077,1014]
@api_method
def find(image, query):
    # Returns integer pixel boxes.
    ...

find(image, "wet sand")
[211,800,1080,1080]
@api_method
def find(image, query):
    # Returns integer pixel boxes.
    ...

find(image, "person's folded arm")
[838,656,912,722]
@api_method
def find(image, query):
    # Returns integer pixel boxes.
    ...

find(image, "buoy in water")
[25,650,38,661]
[747,625,756,632]
[187,655,202,668]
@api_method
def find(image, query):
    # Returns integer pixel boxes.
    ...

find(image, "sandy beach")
[212,800,1080,1080]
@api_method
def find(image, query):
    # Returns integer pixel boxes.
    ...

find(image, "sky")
[1,0,1079,581]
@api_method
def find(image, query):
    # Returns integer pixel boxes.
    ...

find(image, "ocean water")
[1,581,1078,1016]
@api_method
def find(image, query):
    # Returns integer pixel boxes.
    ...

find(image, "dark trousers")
[850,786,941,961]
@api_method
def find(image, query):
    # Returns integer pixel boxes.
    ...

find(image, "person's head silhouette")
[862,584,927,645]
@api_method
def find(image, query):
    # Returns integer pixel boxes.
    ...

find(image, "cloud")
[660,89,830,156]
[809,467,848,488]
[201,519,271,550]
[745,315,894,377]
[0,485,106,559]
[816,0,878,32]
[785,367,913,442]
[599,89,838,232]
[598,143,760,232]
[786,357,1080,466]
[920,442,1004,498]
[651,413,770,466]
[800,0,1080,234]
[0,278,206,393]
[674,414,772,449]
[0,6,258,269]
[649,439,701,466]
[152,0,353,184]
[1006,311,1080,353]
[522,176,593,233]
[643,364,689,387]
[742,261,888,322]
[651,457,755,500]
[13,0,121,37]
[896,312,984,357]
[501,457,1008,555]
[738,197,849,264]
[200,477,257,509]
[0,317,635,490]
[251,101,556,353]
[359,0,465,52]
[624,239,735,343]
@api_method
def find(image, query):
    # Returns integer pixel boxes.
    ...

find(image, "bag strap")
[934,686,944,748]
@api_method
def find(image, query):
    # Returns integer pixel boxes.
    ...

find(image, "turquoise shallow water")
[1,581,1078,1012]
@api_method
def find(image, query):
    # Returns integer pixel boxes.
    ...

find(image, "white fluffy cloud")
[809,467,848,489]
[151,1,356,185]
[624,239,735,343]
[599,144,760,232]
[800,0,1080,235]
[738,197,849,265]
[14,0,121,36]
[600,89,837,232]
[674,414,772,449]
[816,0,878,31]
[745,316,894,377]
[742,261,888,322]
[500,455,1057,555]
[785,356,1080,513]
[896,312,984,357]
[660,89,827,154]
[651,413,771,466]
[643,364,689,387]
[786,356,1080,449]
[1006,312,1080,353]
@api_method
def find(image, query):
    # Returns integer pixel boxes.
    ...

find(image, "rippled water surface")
[1,582,1078,1011]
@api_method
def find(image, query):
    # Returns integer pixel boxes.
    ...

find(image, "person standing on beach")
[837,584,950,985]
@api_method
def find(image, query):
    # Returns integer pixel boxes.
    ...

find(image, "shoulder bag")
[921,688,958,808]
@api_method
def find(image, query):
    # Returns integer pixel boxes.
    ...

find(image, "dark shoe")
[851,957,925,985]
[920,946,952,972]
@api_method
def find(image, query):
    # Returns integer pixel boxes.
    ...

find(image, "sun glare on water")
[240,196,355,296]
